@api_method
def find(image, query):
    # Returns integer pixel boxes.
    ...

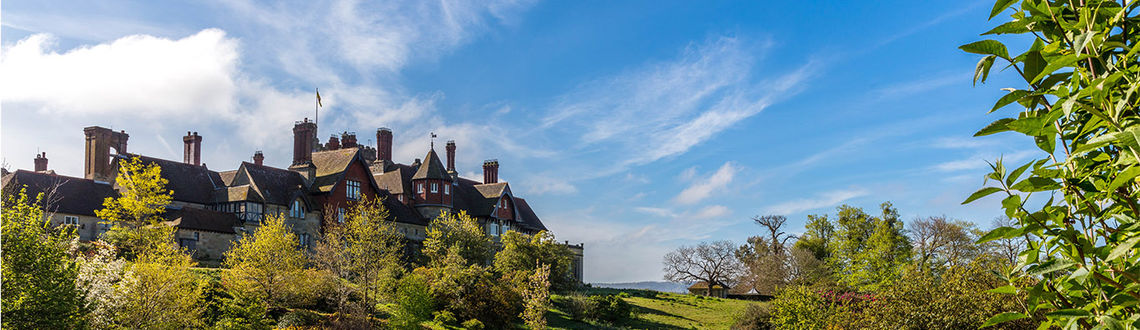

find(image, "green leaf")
[1105,236,1140,261]
[1073,131,1121,154]
[1045,309,1091,317]
[991,90,1029,113]
[964,187,1004,205]
[1011,177,1061,192]
[982,312,1028,328]
[1072,31,1095,55]
[983,20,1031,35]
[1006,162,1033,187]
[975,118,1015,137]
[1022,51,1046,83]
[1006,116,1046,136]
[1031,54,1079,83]
[989,0,1018,19]
[1107,165,1140,192]
[1027,259,1077,276]
[961,40,1010,60]
[1098,315,1124,330]
[987,285,1018,294]
[978,226,1022,243]
[975,55,998,85]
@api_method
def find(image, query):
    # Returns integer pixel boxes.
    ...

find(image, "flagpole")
[315,88,319,137]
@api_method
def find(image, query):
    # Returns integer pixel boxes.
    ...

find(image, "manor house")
[1,120,583,281]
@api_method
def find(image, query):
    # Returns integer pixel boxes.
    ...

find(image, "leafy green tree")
[391,273,434,329]
[223,214,307,309]
[113,247,207,328]
[793,214,834,261]
[419,247,522,328]
[314,196,405,314]
[1,188,86,329]
[95,156,176,260]
[828,203,911,291]
[423,210,493,266]
[493,230,574,291]
[962,0,1140,327]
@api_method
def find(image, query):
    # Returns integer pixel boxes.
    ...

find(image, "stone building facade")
[2,119,584,281]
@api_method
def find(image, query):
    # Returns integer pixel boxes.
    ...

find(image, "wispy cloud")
[765,188,869,215]
[674,162,737,205]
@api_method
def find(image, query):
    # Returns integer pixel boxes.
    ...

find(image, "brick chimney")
[292,118,317,165]
[83,126,129,181]
[34,152,48,172]
[341,132,357,148]
[446,140,456,172]
[252,151,264,166]
[183,131,202,166]
[376,128,392,163]
[326,135,340,150]
[483,159,499,184]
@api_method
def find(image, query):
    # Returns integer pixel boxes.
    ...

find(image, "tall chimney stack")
[376,128,392,163]
[252,151,264,166]
[446,140,456,172]
[292,118,317,165]
[341,132,358,148]
[34,152,48,172]
[183,131,202,166]
[483,159,499,184]
[83,126,129,181]
[326,135,340,150]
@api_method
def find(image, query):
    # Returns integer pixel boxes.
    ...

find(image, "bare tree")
[753,215,794,256]
[988,216,1026,267]
[909,216,979,272]
[663,240,743,296]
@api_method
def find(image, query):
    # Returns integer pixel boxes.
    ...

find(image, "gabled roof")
[412,149,449,180]
[380,192,428,226]
[218,170,238,186]
[474,182,509,199]
[163,207,239,234]
[310,148,362,193]
[374,164,415,194]
[453,178,496,216]
[217,185,261,203]
[1,170,118,217]
[514,197,548,231]
[239,162,309,206]
[120,154,224,205]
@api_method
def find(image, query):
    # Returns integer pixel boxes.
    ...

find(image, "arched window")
[290,200,304,218]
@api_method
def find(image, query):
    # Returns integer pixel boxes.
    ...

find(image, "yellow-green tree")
[95,156,175,260]
[314,196,405,315]
[223,214,307,309]
[1,188,86,329]
[520,263,551,330]
[493,230,575,291]
[113,246,207,328]
[423,211,493,266]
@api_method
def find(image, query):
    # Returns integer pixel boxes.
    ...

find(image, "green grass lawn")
[548,288,761,329]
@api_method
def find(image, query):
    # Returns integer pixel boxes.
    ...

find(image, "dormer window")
[431,182,438,193]
[346,180,361,200]
[290,200,304,218]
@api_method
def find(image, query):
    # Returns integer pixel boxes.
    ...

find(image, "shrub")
[277,309,322,328]
[433,310,458,326]
[555,294,592,320]
[587,295,631,324]
[768,286,835,329]
[461,318,484,330]
[391,273,434,329]
[731,304,773,330]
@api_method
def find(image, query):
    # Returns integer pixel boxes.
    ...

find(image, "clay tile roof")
[373,164,415,194]
[310,148,360,193]
[453,178,495,216]
[412,149,449,180]
[1,170,118,216]
[123,155,224,205]
[163,207,239,234]
[513,197,548,231]
[240,162,308,205]
[219,170,238,186]
[474,182,508,199]
[381,193,427,226]
[218,185,260,202]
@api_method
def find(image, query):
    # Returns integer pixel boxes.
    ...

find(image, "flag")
[316,89,323,107]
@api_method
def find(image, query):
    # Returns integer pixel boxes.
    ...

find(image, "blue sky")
[1,0,1039,282]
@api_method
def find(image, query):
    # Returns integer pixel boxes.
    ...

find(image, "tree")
[95,156,175,260]
[753,215,794,256]
[908,216,981,272]
[223,214,307,309]
[520,263,552,330]
[391,273,434,329]
[423,210,493,266]
[663,240,743,296]
[314,196,405,315]
[418,247,522,328]
[2,188,86,329]
[962,0,1140,326]
[984,217,1025,268]
[828,203,911,291]
[793,214,834,261]
[493,230,575,291]
[113,246,207,328]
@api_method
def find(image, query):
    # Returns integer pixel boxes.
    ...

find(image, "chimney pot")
[483,159,499,184]
[253,151,264,166]
[34,152,48,172]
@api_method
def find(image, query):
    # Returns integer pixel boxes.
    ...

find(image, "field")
[547,288,760,329]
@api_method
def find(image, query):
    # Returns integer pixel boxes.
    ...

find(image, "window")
[346,180,361,200]
[431,182,438,193]
[417,183,424,194]
[444,184,450,195]
[397,195,404,202]
[337,208,345,223]
[290,200,305,218]
[193,232,200,241]
[63,216,79,226]
[298,233,310,248]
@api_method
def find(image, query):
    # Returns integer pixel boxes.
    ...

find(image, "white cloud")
[765,188,869,215]
[525,177,578,196]
[634,207,677,218]
[674,162,737,205]
[693,205,730,219]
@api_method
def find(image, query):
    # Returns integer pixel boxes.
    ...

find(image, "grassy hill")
[548,288,760,329]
